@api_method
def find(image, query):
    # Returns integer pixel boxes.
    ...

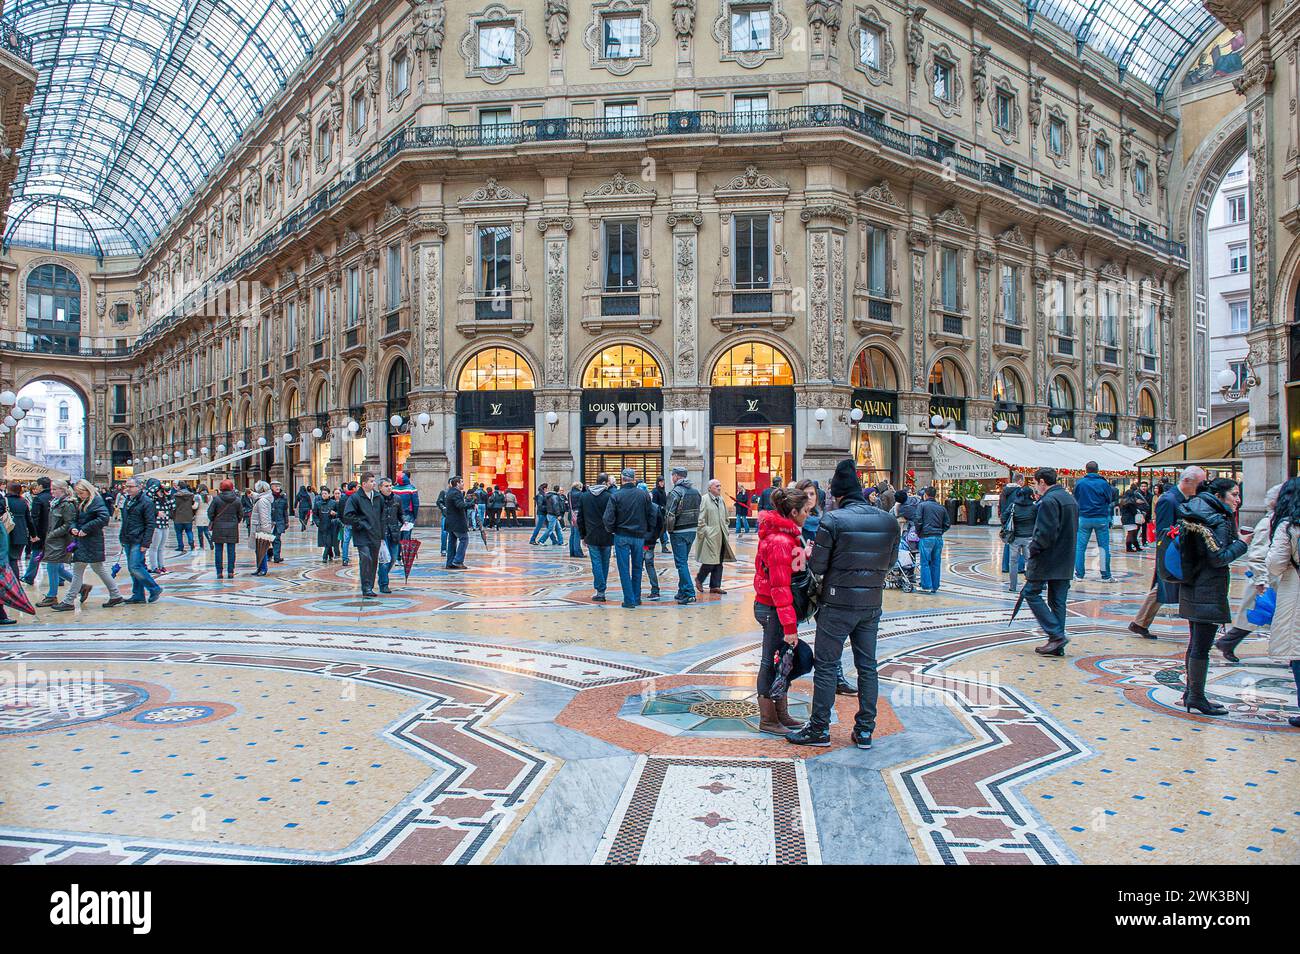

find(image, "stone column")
[797,385,854,478]
[668,210,701,390]
[802,205,851,385]
[404,215,450,507]
[906,230,930,392]
[974,247,994,407]
[407,391,453,526]
[1028,263,1050,438]
[539,215,573,389]
[665,387,708,485]
[362,399,386,474]
[538,390,580,490]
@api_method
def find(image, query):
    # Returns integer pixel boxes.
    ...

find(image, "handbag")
[1110,512,1121,528]
[0,510,13,534]
[1135,512,1146,525]
[789,568,821,623]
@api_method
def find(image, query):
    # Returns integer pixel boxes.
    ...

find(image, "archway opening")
[11,380,88,482]
[993,366,1026,434]
[580,345,664,486]
[1048,375,1077,439]
[1206,150,1251,428]
[710,341,797,500]
[927,357,968,430]
[455,346,536,515]
[386,359,412,479]
[850,346,903,486]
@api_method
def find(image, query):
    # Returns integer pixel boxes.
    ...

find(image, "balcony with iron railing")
[0,19,34,63]
[126,104,1185,355]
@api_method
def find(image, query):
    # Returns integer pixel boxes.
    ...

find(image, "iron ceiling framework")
[2,0,345,258]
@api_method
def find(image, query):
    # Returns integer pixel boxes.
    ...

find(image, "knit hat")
[621,467,637,481]
[828,459,861,499]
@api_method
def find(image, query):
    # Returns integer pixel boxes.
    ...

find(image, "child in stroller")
[885,541,917,592]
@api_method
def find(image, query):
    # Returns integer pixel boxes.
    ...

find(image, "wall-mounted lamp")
[415,411,432,431]
[235,440,246,450]
[675,409,689,434]
[282,432,294,445]
[1050,423,1063,436]
[216,444,227,454]
[389,414,403,429]
[995,419,1008,432]
[814,407,828,429]
[311,428,323,440]
[1176,433,1188,443]
[1098,427,1111,439]
[1140,430,1152,442]
[545,410,559,432]
[0,391,14,406]
[346,420,360,434]
[930,414,951,430]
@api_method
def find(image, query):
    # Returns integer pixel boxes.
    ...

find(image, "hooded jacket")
[1176,492,1248,624]
[754,510,804,635]
[576,483,614,547]
[207,489,243,544]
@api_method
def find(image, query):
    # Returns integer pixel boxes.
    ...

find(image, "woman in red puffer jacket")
[753,485,812,735]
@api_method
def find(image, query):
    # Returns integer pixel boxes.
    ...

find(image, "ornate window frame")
[583,0,659,75]
[455,178,533,336]
[389,39,412,112]
[852,5,894,86]
[579,172,660,332]
[348,80,369,144]
[852,180,902,333]
[710,165,793,330]
[1042,104,1071,169]
[988,77,1020,145]
[926,43,963,118]
[929,205,973,341]
[1091,132,1114,188]
[459,4,532,84]
[1132,152,1152,206]
[315,117,333,171]
[712,0,791,70]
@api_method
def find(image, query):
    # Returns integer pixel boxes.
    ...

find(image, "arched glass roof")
[2,0,347,258]
[1032,0,1220,93]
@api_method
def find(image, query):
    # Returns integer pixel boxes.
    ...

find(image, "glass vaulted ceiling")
[2,0,1216,259]
[2,0,346,258]
[1033,0,1220,92]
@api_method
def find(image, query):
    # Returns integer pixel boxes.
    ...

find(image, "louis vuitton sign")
[455,389,536,430]
[710,386,796,426]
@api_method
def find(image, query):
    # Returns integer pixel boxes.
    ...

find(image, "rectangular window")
[479,24,516,67]
[1101,290,1118,346]
[1229,299,1250,332]
[940,247,959,313]
[59,434,66,450]
[478,225,512,297]
[345,267,361,328]
[1048,118,1064,155]
[1229,242,1248,273]
[112,385,127,418]
[734,94,768,130]
[1229,360,1248,390]
[1052,278,1070,335]
[733,214,771,289]
[1227,194,1247,223]
[285,299,298,350]
[731,6,772,52]
[1135,161,1149,195]
[393,51,410,96]
[480,107,512,141]
[866,225,887,296]
[603,15,641,58]
[859,24,881,68]
[350,91,367,133]
[1142,302,1158,352]
[241,327,249,369]
[386,245,402,310]
[260,312,271,356]
[603,101,638,133]
[289,150,303,186]
[933,60,953,102]
[1094,142,1108,177]
[1000,264,1018,324]
[604,220,638,291]
[313,286,327,340]
[996,90,1013,130]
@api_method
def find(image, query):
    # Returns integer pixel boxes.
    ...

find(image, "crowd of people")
[2,456,1296,738]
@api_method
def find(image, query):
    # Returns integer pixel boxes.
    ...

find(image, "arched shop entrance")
[580,344,664,486]
[992,366,1026,434]
[710,342,796,500]
[311,384,330,487]
[928,357,968,430]
[1094,382,1120,441]
[385,359,411,479]
[455,346,536,516]
[850,346,902,486]
[1048,376,1077,439]
[1137,390,1158,450]
[344,371,367,480]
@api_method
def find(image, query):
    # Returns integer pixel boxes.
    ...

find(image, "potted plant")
[952,480,984,524]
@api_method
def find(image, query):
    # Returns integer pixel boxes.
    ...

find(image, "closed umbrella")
[0,564,36,615]
[399,537,421,581]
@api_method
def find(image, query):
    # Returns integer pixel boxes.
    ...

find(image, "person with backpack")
[1175,477,1252,715]
[1263,476,1300,727]
[758,475,782,513]
[1024,467,1080,656]
[1129,466,1205,639]
[296,485,314,530]
[542,486,565,545]
[435,485,449,553]
[1001,483,1038,592]
[664,466,702,604]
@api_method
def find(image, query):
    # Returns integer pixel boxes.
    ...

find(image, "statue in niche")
[905,4,926,74]
[545,0,569,47]
[409,0,446,68]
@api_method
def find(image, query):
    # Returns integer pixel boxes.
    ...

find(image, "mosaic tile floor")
[1,523,1295,865]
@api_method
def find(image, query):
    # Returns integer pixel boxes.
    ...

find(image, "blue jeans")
[271,529,283,561]
[1024,578,1071,639]
[1007,537,1033,590]
[613,534,645,606]
[197,526,212,548]
[44,561,71,598]
[475,503,486,529]
[735,512,751,535]
[341,526,353,563]
[543,514,563,544]
[126,543,160,600]
[377,546,397,589]
[445,532,468,567]
[588,545,612,595]
[214,541,235,575]
[440,522,448,552]
[1075,516,1112,578]
[569,523,584,557]
[670,530,696,599]
[528,512,546,543]
[174,522,194,549]
[918,536,944,592]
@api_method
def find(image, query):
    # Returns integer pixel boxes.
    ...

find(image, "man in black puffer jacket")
[788,459,900,751]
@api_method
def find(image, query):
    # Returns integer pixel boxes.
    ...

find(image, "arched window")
[457,347,535,390]
[582,345,663,388]
[1095,382,1119,414]
[26,264,82,353]
[347,371,366,410]
[58,400,69,421]
[386,359,411,409]
[993,367,1023,404]
[850,347,898,390]
[112,434,131,452]
[1048,376,1075,411]
[1139,390,1157,419]
[711,342,795,386]
[927,358,966,396]
[314,383,330,415]
[286,389,301,421]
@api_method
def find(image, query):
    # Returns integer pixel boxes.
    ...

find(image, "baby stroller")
[885,542,917,592]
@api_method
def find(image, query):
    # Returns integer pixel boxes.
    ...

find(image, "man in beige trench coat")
[694,478,736,594]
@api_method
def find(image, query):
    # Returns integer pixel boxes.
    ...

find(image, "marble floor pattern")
[0,522,1295,865]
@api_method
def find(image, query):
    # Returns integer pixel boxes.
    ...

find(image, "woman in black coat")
[1176,478,1251,715]
[207,480,244,579]
[314,487,338,561]
[1120,485,1146,552]
[4,483,34,576]
[55,482,124,608]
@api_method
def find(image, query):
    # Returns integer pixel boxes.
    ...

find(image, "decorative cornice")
[857,180,901,208]
[800,202,855,225]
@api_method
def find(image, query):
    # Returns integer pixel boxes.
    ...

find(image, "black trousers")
[754,602,786,697]
[696,563,723,589]
[355,544,378,595]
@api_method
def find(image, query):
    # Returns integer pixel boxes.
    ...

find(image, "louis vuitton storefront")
[456,347,536,517]
[709,342,797,500]
[580,345,665,486]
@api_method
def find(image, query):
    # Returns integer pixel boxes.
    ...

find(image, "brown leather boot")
[773,695,801,728]
[758,696,786,735]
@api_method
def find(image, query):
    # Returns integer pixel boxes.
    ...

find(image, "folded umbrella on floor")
[399,537,421,581]
[0,564,36,615]
[768,638,814,700]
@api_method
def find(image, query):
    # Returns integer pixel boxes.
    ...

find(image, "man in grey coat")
[1024,467,1080,656]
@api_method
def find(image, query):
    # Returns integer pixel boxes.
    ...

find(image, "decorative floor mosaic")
[0,524,1295,864]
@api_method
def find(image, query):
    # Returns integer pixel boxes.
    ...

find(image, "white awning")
[3,455,70,482]
[936,434,1148,477]
[171,445,265,477]
[931,436,1008,479]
